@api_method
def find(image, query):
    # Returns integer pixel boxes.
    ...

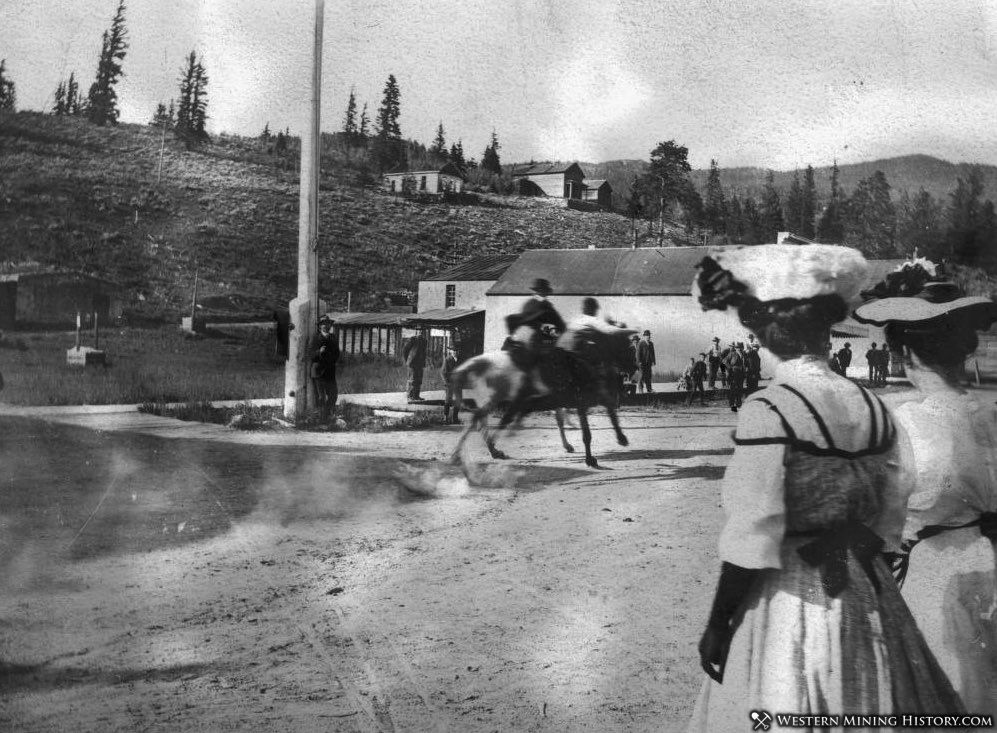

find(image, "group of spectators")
[827,340,892,386]
[682,337,762,411]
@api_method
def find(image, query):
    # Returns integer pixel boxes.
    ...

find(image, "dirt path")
[0,406,736,732]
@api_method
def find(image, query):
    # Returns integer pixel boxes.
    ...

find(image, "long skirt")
[688,540,961,733]
[902,527,997,720]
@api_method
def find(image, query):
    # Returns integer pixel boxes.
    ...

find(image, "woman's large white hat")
[695,244,869,304]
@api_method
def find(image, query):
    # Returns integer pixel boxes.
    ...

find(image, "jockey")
[504,278,565,370]
[558,297,616,354]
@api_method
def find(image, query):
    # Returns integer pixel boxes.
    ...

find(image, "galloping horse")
[449,327,637,469]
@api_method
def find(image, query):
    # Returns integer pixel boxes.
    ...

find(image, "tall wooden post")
[284,0,325,419]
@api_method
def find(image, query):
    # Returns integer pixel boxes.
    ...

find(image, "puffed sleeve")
[718,399,788,569]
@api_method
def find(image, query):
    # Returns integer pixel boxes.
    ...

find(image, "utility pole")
[284,0,325,420]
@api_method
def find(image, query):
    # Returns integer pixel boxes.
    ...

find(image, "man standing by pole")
[637,329,656,393]
[284,0,324,420]
[311,317,339,423]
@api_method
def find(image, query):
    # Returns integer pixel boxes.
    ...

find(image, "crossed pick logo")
[750,710,772,731]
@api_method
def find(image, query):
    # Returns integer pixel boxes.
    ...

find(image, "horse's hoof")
[617,435,629,447]
[564,444,575,453]
[586,457,599,468]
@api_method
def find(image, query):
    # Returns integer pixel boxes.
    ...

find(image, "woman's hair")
[883,319,978,369]
[738,295,848,359]
[696,256,847,359]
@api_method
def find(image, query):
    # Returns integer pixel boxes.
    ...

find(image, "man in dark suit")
[865,342,879,384]
[637,330,656,393]
[310,318,340,421]
[745,343,762,392]
[403,329,428,402]
[725,342,746,411]
[836,342,853,376]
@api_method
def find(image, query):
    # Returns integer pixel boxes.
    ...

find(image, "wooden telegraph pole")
[284,0,325,419]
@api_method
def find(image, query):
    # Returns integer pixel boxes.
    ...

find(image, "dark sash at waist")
[791,520,885,598]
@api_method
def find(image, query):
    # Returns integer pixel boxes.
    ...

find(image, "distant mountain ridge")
[565,155,997,210]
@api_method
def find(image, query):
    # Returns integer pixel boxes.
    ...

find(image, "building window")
[445,284,456,308]
[420,175,427,191]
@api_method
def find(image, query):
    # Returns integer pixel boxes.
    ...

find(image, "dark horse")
[449,326,637,469]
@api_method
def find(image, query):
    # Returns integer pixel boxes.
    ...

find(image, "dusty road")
[0,405,736,732]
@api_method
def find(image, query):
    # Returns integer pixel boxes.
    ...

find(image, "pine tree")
[0,59,17,112]
[54,80,66,115]
[359,102,369,140]
[637,140,692,244]
[150,102,167,126]
[897,189,945,262]
[801,165,817,238]
[430,121,447,161]
[743,197,764,245]
[785,170,804,235]
[703,159,727,234]
[817,160,844,242]
[945,168,989,265]
[481,130,501,175]
[343,87,357,139]
[261,122,271,140]
[373,74,403,170]
[175,51,209,143]
[759,170,784,242]
[843,170,897,258]
[726,196,744,242]
[449,140,465,170]
[87,0,128,125]
[67,72,82,115]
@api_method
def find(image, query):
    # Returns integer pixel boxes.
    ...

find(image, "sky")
[3,0,997,170]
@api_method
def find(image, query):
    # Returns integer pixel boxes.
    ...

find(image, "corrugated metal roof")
[424,254,519,282]
[509,162,584,177]
[488,247,711,296]
[321,311,411,326]
[488,248,910,298]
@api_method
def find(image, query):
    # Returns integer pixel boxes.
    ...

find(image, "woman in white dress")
[688,246,961,732]
[854,263,997,718]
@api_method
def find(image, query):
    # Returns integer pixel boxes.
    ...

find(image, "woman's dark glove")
[700,562,761,684]
[699,624,731,683]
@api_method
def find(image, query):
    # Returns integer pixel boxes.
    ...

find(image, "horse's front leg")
[486,406,522,460]
[554,408,575,453]
[577,407,597,468]
[450,408,486,465]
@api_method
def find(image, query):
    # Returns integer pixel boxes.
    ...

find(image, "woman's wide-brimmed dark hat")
[853,261,997,330]
[530,278,553,296]
[853,294,997,329]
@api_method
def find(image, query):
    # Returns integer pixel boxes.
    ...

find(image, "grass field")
[0,325,443,406]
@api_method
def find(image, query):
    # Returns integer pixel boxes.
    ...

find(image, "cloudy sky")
[3,0,997,169]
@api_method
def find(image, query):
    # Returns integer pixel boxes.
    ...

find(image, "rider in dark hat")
[504,277,566,370]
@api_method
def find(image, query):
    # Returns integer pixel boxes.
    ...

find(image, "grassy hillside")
[0,112,669,322]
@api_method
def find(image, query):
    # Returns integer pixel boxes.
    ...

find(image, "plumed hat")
[693,244,869,308]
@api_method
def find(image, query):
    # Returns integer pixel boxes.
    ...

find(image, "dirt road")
[0,405,736,732]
